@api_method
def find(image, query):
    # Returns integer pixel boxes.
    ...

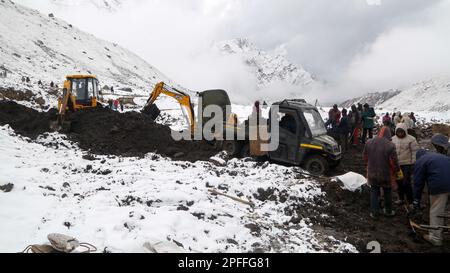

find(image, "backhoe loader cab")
[54,75,101,131]
[58,75,100,111]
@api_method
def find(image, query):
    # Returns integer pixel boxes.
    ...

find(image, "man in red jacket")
[363,126,400,220]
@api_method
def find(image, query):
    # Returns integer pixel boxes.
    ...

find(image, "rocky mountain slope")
[216,38,317,89]
[339,90,401,108]
[0,0,170,102]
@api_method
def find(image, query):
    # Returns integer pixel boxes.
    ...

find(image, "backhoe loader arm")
[57,79,73,124]
[144,82,196,134]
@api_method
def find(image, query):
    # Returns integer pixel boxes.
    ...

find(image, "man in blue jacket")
[413,149,450,246]
[431,133,450,157]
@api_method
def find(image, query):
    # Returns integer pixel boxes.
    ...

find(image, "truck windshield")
[303,109,327,137]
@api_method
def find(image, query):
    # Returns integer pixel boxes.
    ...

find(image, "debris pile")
[0,101,219,161]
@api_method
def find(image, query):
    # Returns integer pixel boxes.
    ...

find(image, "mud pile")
[317,180,450,253]
[0,101,219,161]
[0,101,56,138]
[65,107,219,161]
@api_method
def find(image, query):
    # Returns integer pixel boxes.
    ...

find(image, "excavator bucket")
[142,104,160,120]
[142,103,161,121]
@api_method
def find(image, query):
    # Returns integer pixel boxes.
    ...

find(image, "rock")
[63,222,71,229]
[177,205,189,211]
[62,182,70,188]
[0,183,14,193]
[218,184,229,191]
[209,157,227,167]
[99,169,112,175]
[82,154,97,161]
[191,212,205,220]
[244,223,261,234]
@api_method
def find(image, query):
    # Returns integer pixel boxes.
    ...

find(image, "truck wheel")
[223,141,241,157]
[304,155,329,176]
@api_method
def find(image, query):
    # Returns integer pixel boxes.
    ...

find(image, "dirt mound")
[0,87,46,107]
[317,180,450,253]
[431,124,450,137]
[65,107,219,161]
[0,101,219,162]
[0,100,56,138]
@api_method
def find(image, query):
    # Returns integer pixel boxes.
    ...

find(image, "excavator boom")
[143,82,196,134]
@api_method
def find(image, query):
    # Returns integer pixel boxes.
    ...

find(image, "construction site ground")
[0,100,449,253]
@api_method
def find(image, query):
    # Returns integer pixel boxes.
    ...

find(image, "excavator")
[52,74,102,131]
[142,82,237,136]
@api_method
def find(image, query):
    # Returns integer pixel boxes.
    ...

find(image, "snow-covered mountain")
[340,78,450,114]
[216,38,317,89]
[339,90,401,108]
[50,0,123,12]
[0,0,170,101]
[379,79,450,112]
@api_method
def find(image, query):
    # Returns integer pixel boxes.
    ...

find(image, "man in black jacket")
[338,108,351,152]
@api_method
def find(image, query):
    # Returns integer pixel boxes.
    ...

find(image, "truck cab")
[223,99,341,175]
[268,99,341,174]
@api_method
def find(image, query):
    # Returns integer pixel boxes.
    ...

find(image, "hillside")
[216,38,317,89]
[0,0,171,106]
[379,78,450,112]
[339,90,401,108]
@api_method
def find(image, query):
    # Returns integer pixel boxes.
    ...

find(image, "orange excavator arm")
[57,79,73,125]
[143,82,196,134]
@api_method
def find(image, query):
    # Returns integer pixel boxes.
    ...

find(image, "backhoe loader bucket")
[50,116,72,133]
[142,103,161,121]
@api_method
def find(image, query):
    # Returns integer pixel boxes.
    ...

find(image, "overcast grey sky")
[15,0,450,102]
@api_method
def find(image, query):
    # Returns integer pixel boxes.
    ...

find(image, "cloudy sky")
[15,0,450,102]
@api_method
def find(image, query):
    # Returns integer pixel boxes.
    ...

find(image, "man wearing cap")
[431,133,450,157]
[413,149,450,246]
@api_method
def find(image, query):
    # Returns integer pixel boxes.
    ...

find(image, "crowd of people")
[108,98,124,112]
[326,103,378,152]
[327,103,419,152]
[363,126,450,246]
[327,103,449,246]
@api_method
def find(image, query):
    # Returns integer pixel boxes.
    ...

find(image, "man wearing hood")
[431,133,450,157]
[393,112,402,127]
[413,149,450,246]
[392,123,419,205]
[401,113,414,129]
[364,126,400,219]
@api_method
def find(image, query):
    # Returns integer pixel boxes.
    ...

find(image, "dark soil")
[317,180,450,253]
[0,101,219,162]
[0,101,56,138]
[318,140,450,253]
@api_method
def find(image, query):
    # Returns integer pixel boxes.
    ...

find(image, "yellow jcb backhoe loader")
[52,74,102,131]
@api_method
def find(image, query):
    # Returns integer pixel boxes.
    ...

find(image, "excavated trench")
[0,101,219,162]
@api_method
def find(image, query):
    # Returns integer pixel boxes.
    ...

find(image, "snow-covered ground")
[0,126,356,253]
